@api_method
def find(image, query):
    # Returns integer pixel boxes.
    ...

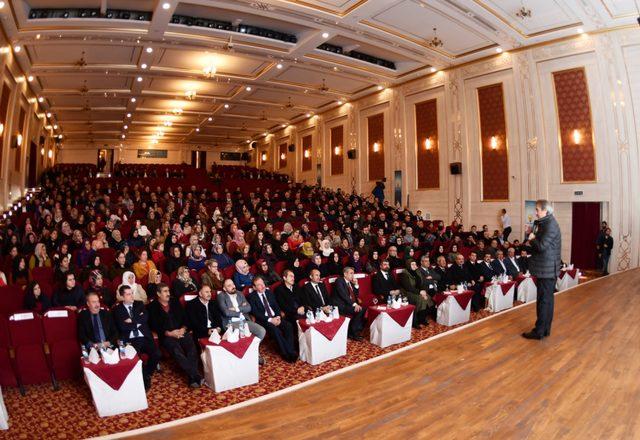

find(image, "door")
[27,141,38,188]
[570,202,600,270]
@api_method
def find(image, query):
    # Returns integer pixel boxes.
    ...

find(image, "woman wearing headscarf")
[212,243,235,270]
[88,270,115,307]
[187,245,207,272]
[365,250,381,274]
[323,251,343,277]
[81,254,107,282]
[398,259,431,328]
[146,268,163,301]
[256,259,282,286]
[320,239,334,258]
[349,250,365,273]
[117,271,147,303]
[287,257,305,282]
[110,229,126,251]
[259,243,278,266]
[165,245,186,275]
[132,248,157,280]
[77,239,95,268]
[232,259,254,290]
[171,266,199,298]
[29,243,52,271]
[299,242,314,259]
[23,281,52,313]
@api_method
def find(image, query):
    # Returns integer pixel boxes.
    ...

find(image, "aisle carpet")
[0,274,598,439]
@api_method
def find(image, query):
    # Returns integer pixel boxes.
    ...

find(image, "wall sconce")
[424,137,432,150]
[572,129,581,145]
[16,133,23,148]
[0,123,4,136]
[372,141,381,152]
[40,147,45,156]
[334,145,341,155]
[261,152,267,162]
[490,136,498,150]
[304,149,310,158]
[280,152,286,160]
[47,149,53,159]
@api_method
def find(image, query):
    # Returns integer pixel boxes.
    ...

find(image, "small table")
[516,275,537,303]
[367,304,415,348]
[483,281,516,312]
[556,268,580,291]
[199,335,260,392]
[82,356,148,417]
[297,316,350,365]
[0,386,7,430]
[433,290,474,326]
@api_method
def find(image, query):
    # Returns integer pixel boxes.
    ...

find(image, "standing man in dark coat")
[522,200,562,340]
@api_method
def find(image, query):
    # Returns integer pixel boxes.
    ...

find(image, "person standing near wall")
[500,208,512,242]
[596,227,613,275]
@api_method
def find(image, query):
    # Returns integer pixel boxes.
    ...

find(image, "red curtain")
[570,202,600,269]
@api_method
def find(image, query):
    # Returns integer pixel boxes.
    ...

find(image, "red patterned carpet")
[0,274,599,439]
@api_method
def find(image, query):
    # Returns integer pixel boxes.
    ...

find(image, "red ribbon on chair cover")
[500,282,515,295]
[298,316,346,341]
[199,335,255,359]
[367,304,415,328]
[560,269,578,279]
[82,356,139,391]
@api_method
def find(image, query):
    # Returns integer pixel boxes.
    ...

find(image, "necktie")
[347,283,356,303]
[261,293,274,318]
[127,305,141,338]
[92,313,106,343]
[314,284,325,305]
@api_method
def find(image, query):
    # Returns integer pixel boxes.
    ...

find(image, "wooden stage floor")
[126,269,640,439]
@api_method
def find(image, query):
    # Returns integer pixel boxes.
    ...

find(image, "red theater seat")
[0,286,26,317]
[0,317,17,387]
[8,311,53,389]
[30,266,54,286]
[42,308,81,381]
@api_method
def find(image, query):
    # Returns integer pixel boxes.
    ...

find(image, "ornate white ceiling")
[0,0,635,148]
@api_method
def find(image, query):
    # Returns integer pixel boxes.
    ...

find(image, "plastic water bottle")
[118,341,125,359]
[306,310,314,322]
[81,345,89,361]
[387,295,392,307]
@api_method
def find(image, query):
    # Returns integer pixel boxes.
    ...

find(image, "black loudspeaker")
[450,162,462,175]
[347,149,357,159]
[249,141,257,149]
[288,144,295,152]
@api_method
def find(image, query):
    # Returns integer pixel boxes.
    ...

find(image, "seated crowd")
[0,163,533,390]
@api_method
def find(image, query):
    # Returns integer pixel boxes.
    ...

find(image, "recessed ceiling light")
[208,117,213,121]
[146,47,153,53]
[141,63,148,69]
[264,132,268,136]
[0,2,5,9]
[162,2,171,9]
[245,86,252,91]
[496,47,503,53]
[130,97,136,102]
[377,85,384,91]
[124,125,128,129]
[137,76,143,82]
[577,28,584,34]
[276,63,283,69]
[121,134,126,139]
[36,34,41,40]
[46,112,52,118]
[322,32,329,38]
[126,113,132,118]
[306,113,312,117]
[13,45,20,53]
[282,124,288,128]
[430,67,437,73]
[38,97,44,103]
[53,124,58,129]
[195,127,200,132]
[337,100,343,105]
[224,104,230,109]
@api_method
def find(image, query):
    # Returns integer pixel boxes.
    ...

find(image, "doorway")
[191,150,207,169]
[570,202,601,270]
[27,141,38,188]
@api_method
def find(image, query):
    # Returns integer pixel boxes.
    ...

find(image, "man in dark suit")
[185,285,223,339]
[517,249,529,273]
[113,285,161,390]
[148,283,203,388]
[371,259,401,302]
[275,269,306,325]
[491,250,509,277]
[464,251,487,311]
[248,276,297,362]
[433,256,449,291]
[418,255,440,295]
[300,268,332,313]
[523,200,562,340]
[332,267,365,341]
[444,254,475,290]
[478,252,496,280]
[504,247,522,278]
[78,291,119,349]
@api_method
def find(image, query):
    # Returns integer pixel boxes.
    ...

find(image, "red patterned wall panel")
[302,134,312,172]
[330,125,344,176]
[367,113,384,181]
[415,99,440,189]
[279,142,287,169]
[478,83,509,201]
[553,67,596,182]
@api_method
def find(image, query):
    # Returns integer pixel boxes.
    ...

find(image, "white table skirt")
[437,296,472,326]
[369,311,413,348]
[485,284,515,313]
[298,317,350,365]
[201,337,260,393]
[0,386,8,430]
[556,272,580,291]
[83,360,148,417]
[517,277,538,303]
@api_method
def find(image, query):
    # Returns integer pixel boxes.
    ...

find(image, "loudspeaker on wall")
[347,149,357,159]
[450,162,462,175]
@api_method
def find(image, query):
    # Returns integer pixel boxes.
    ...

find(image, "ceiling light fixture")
[203,64,217,78]
[146,47,153,53]
[245,86,252,91]
[496,47,503,53]
[38,97,44,103]
[124,125,128,129]
[224,104,230,109]
[377,85,384,91]
[131,97,136,102]
[53,124,58,130]
[46,112,52,118]
[137,76,143,82]
[126,113,132,118]
[337,100,343,105]
[577,28,584,34]
[322,32,329,38]
[162,2,171,9]
[141,63,148,69]
[428,27,443,48]
[0,2,5,9]
[13,45,20,53]
[208,117,213,121]
[276,63,283,69]
[122,134,126,139]
[515,6,532,19]
[306,113,312,118]
[27,75,34,82]
[195,127,200,132]
[430,67,437,73]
